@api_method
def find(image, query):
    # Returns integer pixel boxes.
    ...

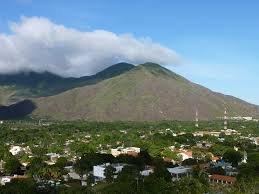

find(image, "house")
[93,163,126,182]
[9,146,23,156]
[211,156,220,163]
[209,174,236,185]
[46,153,60,164]
[0,177,11,185]
[214,160,238,176]
[0,175,28,186]
[193,131,221,137]
[111,147,140,157]
[251,137,259,145]
[177,150,193,161]
[167,166,192,181]
[196,142,212,149]
[0,160,5,171]
[140,166,154,177]
[214,160,232,169]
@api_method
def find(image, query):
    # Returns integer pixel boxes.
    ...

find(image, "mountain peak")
[94,62,135,78]
[137,62,186,81]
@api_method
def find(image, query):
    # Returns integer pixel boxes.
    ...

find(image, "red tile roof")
[210,174,236,183]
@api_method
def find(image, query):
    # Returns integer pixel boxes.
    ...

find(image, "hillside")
[0,100,36,120]
[32,63,259,121]
[0,63,134,105]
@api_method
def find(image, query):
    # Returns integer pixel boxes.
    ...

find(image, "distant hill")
[0,100,36,120]
[0,62,134,104]
[32,62,259,121]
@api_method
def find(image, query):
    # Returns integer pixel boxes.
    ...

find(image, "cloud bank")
[0,16,181,77]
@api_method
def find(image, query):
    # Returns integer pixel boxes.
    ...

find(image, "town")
[0,117,258,193]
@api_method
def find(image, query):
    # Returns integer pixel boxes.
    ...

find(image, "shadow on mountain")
[0,100,36,120]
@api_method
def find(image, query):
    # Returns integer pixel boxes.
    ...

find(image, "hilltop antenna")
[195,108,199,128]
[224,107,228,130]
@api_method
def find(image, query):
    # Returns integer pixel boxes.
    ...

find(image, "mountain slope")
[0,63,134,104]
[32,63,259,121]
[0,100,36,119]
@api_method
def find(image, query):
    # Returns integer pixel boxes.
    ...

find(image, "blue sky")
[1,0,259,104]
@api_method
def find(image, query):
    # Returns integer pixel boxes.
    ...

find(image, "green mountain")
[0,63,134,104]
[32,62,259,121]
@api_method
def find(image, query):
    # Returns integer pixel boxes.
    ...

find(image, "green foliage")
[104,165,116,183]
[223,149,242,166]
[172,177,208,194]
[4,156,21,175]
[0,178,37,194]
[208,166,225,175]
[55,157,68,169]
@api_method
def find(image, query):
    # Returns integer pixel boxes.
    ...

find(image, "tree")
[27,157,46,176]
[117,165,139,182]
[152,158,172,182]
[182,158,198,166]
[207,166,225,175]
[4,157,21,175]
[104,165,116,183]
[86,173,95,187]
[38,166,62,181]
[55,157,68,169]
[223,150,242,166]
[0,178,37,194]
[173,177,208,194]
[74,156,92,182]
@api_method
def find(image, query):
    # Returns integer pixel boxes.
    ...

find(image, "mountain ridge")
[32,62,259,121]
[0,62,135,104]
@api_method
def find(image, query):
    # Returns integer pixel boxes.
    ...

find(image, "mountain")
[0,63,134,104]
[0,100,36,120]
[32,62,259,121]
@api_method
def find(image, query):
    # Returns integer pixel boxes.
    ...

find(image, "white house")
[140,166,154,177]
[177,150,193,161]
[167,166,192,181]
[9,146,23,156]
[111,147,140,157]
[0,177,11,185]
[93,163,125,181]
[46,153,60,163]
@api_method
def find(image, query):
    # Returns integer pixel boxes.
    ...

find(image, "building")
[46,153,60,164]
[196,142,212,149]
[214,160,232,169]
[111,147,140,157]
[193,131,221,137]
[211,156,220,163]
[251,137,259,145]
[177,150,193,161]
[140,166,154,177]
[209,174,236,185]
[0,177,11,185]
[93,163,126,181]
[167,166,192,181]
[9,146,23,156]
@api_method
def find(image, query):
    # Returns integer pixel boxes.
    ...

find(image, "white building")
[167,166,192,181]
[9,146,23,156]
[93,163,125,181]
[46,153,60,163]
[0,177,11,185]
[177,150,193,161]
[140,166,154,177]
[111,147,140,157]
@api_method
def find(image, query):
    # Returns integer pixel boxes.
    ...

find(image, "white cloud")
[0,16,181,77]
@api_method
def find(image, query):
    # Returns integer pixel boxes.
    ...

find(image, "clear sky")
[1,0,259,104]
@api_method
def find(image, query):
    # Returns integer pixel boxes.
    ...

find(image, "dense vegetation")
[0,120,258,193]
